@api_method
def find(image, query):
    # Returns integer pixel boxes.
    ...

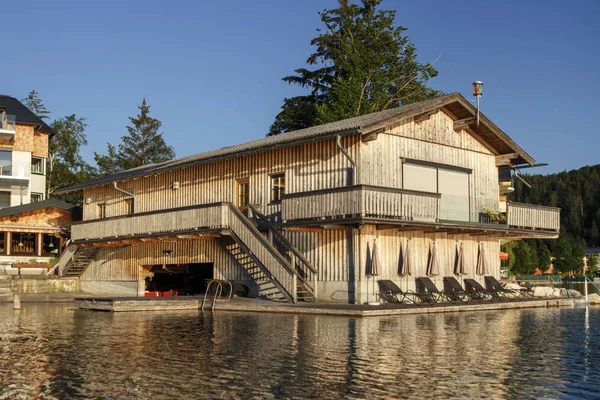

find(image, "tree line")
[502,164,600,276]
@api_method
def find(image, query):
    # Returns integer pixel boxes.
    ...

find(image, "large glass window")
[12,233,36,255]
[0,151,11,176]
[0,191,10,209]
[0,233,6,254]
[403,162,471,222]
[42,234,60,255]
[31,157,44,174]
[270,173,285,203]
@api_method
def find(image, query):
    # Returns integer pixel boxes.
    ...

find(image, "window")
[31,157,44,174]
[31,192,43,202]
[270,173,285,203]
[0,191,10,209]
[0,151,11,176]
[97,203,106,219]
[236,178,250,209]
[124,198,134,215]
[42,234,60,255]
[0,232,6,254]
[403,161,471,222]
[12,233,36,255]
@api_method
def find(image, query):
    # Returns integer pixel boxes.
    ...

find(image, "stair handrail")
[227,204,296,277]
[55,240,76,276]
[248,204,317,274]
[227,204,299,302]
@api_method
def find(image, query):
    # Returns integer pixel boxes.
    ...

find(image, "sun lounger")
[415,277,448,304]
[484,276,522,300]
[463,279,494,301]
[442,277,473,303]
[377,280,430,305]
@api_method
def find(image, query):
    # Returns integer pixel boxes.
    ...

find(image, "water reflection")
[0,305,599,399]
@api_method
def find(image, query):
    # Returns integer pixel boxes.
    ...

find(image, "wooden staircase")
[220,238,287,301]
[62,248,99,278]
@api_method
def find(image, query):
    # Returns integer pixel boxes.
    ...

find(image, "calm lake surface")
[0,304,599,399]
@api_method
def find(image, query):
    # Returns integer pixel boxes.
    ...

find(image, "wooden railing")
[281,185,440,222]
[506,202,560,231]
[72,202,229,241]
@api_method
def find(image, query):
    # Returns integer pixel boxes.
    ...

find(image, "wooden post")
[37,233,43,256]
[6,232,11,256]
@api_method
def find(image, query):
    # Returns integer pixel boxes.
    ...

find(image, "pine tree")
[21,90,51,120]
[268,0,441,135]
[94,98,175,175]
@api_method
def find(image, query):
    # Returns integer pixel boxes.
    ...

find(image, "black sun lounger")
[442,277,473,303]
[377,280,428,305]
[484,276,522,300]
[415,277,448,304]
[463,279,494,301]
[485,276,534,298]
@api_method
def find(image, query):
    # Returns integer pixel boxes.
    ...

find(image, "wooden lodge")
[56,93,560,303]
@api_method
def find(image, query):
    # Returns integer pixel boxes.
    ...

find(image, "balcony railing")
[506,201,560,231]
[281,185,440,223]
[72,202,230,241]
[0,114,16,132]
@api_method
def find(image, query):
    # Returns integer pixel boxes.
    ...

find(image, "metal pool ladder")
[201,279,233,311]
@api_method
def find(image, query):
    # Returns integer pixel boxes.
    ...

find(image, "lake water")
[0,304,599,399]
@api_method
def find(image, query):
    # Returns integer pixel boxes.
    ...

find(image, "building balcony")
[281,185,560,237]
[0,164,29,188]
[0,113,16,140]
[72,202,230,242]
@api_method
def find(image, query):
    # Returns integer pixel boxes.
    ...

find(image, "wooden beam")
[453,117,475,131]
[495,153,519,167]
[413,110,437,124]
[361,128,383,142]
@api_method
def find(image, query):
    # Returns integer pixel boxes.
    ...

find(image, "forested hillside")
[503,164,600,275]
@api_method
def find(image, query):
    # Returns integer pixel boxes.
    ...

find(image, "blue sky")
[2,0,598,174]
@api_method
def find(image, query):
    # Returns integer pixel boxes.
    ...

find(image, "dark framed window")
[42,234,60,255]
[0,232,6,255]
[12,233,36,255]
[97,203,106,219]
[31,157,44,174]
[236,178,250,209]
[31,192,43,202]
[270,173,285,203]
[124,198,134,215]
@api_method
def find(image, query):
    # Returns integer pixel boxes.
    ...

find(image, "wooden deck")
[74,296,573,317]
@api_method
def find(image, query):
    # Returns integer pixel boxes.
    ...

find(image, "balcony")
[72,203,230,242]
[281,185,560,236]
[0,113,16,140]
[282,185,440,223]
[0,164,29,188]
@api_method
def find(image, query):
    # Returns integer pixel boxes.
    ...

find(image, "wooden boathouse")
[56,93,560,303]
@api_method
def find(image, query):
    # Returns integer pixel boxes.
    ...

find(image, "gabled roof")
[57,92,534,194]
[0,94,54,135]
[0,199,76,218]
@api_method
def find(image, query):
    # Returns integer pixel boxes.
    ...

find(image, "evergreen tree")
[21,90,51,120]
[268,0,441,135]
[94,98,175,175]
